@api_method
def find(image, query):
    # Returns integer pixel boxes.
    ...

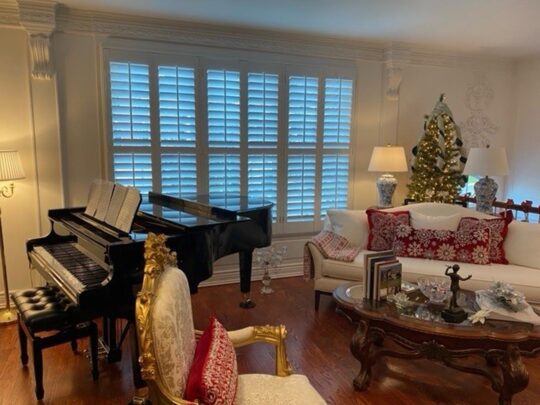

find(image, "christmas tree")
[407,94,467,203]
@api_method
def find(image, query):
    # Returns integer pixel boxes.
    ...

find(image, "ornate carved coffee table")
[333,283,540,405]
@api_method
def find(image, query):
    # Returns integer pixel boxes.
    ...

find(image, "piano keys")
[27,191,273,385]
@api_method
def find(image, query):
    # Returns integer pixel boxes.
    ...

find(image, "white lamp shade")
[463,147,509,177]
[368,146,408,173]
[0,150,25,181]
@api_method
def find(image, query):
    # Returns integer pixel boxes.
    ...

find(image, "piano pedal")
[130,395,150,405]
[83,338,109,361]
[239,293,256,309]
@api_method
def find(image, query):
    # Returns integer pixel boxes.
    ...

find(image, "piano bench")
[11,286,99,400]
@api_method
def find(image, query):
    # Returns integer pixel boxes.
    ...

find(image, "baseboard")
[0,291,13,309]
[200,261,304,287]
[0,262,304,308]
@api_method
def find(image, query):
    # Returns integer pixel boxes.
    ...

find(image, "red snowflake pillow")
[185,317,237,405]
[393,224,491,265]
[457,216,511,264]
[366,209,410,251]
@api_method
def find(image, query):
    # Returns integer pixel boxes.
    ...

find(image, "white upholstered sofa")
[309,202,540,309]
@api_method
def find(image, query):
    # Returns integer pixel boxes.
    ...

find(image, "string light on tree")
[407,94,467,203]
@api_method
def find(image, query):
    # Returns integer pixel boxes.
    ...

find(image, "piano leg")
[239,250,256,309]
[106,317,122,363]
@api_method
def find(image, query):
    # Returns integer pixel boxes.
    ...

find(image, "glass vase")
[260,265,274,294]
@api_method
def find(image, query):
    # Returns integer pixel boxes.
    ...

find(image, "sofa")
[308,202,540,309]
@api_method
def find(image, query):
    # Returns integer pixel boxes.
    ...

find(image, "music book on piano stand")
[85,180,103,217]
[94,181,115,221]
[105,184,128,226]
[115,187,141,233]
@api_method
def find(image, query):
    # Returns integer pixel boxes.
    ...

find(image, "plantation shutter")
[320,78,353,216]
[109,62,153,211]
[108,55,354,235]
[247,72,279,218]
[286,75,318,221]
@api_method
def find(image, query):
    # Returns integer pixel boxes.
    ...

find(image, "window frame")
[101,42,357,236]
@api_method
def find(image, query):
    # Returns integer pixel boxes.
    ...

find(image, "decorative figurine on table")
[441,264,472,323]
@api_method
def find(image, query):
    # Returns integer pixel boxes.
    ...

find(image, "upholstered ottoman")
[11,286,99,400]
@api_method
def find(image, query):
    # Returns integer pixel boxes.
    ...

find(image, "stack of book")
[363,251,402,302]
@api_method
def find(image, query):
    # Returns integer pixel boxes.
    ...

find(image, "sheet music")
[94,181,115,221]
[105,184,128,226]
[115,187,141,233]
[85,181,102,216]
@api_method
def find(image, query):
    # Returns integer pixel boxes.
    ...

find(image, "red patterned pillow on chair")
[458,216,511,264]
[366,209,410,251]
[185,317,237,405]
[393,225,491,264]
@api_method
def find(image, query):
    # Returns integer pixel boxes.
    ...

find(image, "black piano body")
[26,193,272,379]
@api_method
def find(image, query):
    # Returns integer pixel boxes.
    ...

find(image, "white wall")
[508,58,540,203]
[0,28,40,294]
[0,16,524,294]
[396,63,515,203]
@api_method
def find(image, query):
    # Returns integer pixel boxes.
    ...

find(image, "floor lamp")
[0,150,25,324]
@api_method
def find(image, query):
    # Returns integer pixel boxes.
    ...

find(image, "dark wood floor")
[1,277,539,404]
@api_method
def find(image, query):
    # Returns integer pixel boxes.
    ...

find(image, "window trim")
[100,41,357,236]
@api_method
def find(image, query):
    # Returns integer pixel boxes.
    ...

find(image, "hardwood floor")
[1,277,539,404]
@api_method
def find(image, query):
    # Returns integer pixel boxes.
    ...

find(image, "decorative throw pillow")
[393,224,491,265]
[185,317,238,405]
[458,216,511,264]
[410,211,461,231]
[366,209,410,251]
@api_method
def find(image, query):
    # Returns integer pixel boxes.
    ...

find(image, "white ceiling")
[58,0,540,58]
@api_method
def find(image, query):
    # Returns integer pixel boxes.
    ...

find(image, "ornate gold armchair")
[135,233,325,405]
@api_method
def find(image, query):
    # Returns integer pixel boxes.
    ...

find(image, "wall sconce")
[0,150,25,324]
[368,145,408,208]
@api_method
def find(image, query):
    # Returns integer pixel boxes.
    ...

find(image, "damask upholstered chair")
[135,233,325,405]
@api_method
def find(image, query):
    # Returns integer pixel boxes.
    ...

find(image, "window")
[107,55,354,234]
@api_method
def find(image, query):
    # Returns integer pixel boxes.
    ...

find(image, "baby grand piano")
[26,190,272,386]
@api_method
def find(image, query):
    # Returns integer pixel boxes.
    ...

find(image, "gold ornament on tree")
[407,94,467,203]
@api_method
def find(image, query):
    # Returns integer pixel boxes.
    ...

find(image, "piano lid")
[148,192,273,217]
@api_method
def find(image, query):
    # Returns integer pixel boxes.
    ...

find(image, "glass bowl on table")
[417,276,451,304]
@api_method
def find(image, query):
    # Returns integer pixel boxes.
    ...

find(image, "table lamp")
[0,150,25,324]
[368,145,408,208]
[463,146,508,213]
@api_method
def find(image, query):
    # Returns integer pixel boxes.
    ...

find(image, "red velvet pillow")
[366,209,410,251]
[458,216,511,264]
[393,224,491,264]
[185,317,237,405]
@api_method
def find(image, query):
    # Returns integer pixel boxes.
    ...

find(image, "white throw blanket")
[303,231,360,279]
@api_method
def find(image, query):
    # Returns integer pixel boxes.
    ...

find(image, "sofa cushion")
[393,225,491,265]
[410,211,461,231]
[326,209,368,247]
[236,374,326,405]
[458,216,511,264]
[505,221,540,270]
[366,209,410,251]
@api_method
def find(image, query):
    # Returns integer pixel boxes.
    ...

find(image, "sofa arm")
[307,242,325,280]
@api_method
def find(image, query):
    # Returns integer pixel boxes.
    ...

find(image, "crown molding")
[0,2,515,70]
[0,2,20,27]
[55,7,385,62]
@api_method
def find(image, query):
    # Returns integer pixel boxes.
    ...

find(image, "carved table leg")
[350,320,376,391]
[497,345,529,405]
